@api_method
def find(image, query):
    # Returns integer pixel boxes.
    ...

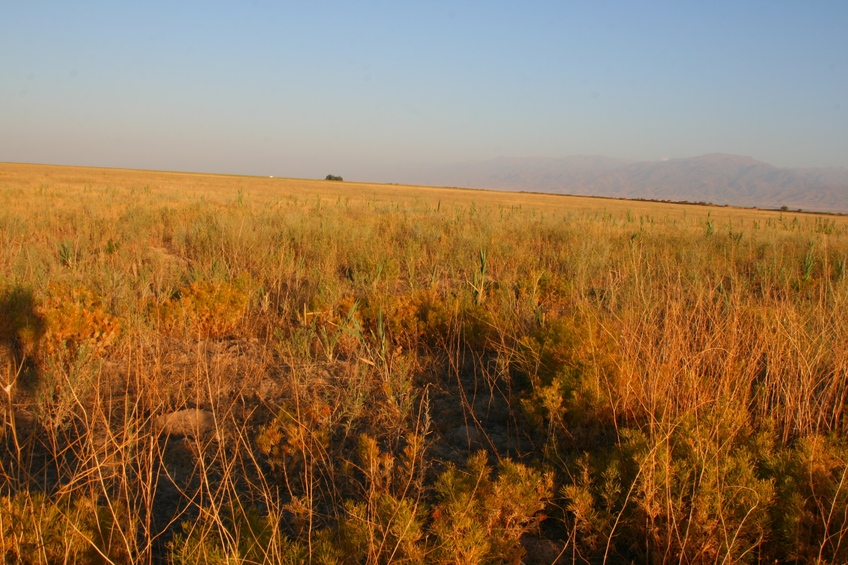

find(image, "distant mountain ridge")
[397,154,848,213]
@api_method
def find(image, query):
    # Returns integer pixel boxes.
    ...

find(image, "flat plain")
[2,162,848,564]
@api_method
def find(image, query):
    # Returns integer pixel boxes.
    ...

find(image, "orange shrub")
[158,274,252,338]
[40,283,121,357]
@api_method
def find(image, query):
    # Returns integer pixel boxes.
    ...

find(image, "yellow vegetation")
[1,162,847,563]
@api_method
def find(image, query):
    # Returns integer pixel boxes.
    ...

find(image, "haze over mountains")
[389,154,848,213]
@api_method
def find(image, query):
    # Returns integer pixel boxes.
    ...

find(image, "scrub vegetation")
[2,163,848,564]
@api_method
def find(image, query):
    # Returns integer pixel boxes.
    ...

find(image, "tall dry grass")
[1,163,848,563]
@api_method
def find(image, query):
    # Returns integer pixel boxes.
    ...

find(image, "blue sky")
[1,1,846,179]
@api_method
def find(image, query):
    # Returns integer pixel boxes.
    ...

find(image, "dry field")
[2,162,848,564]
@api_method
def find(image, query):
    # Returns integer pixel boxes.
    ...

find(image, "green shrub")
[430,451,552,565]
[563,412,775,563]
[0,492,135,564]
[168,506,305,565]
[764,434,848,563]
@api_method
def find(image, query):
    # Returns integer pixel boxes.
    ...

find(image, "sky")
[1,1,847,180]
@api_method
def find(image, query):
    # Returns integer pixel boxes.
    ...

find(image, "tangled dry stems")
[1,164,848,563]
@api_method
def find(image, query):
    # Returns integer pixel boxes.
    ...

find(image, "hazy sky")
[2,1,846,180]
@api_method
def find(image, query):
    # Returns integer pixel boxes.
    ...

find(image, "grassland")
[2,162,848,564]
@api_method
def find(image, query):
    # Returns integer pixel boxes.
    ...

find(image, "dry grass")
[2,162,848,564]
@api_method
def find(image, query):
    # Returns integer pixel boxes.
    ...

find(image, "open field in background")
[2,162,848,564]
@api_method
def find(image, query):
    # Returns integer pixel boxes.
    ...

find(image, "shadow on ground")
[0,285,45,387]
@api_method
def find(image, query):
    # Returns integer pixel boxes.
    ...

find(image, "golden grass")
[4,161,831,222]
[2,162,848,563]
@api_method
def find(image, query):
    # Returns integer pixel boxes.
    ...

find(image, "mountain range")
[390,154,848,213]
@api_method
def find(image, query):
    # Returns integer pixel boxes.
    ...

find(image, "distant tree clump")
[325,174,343,181]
